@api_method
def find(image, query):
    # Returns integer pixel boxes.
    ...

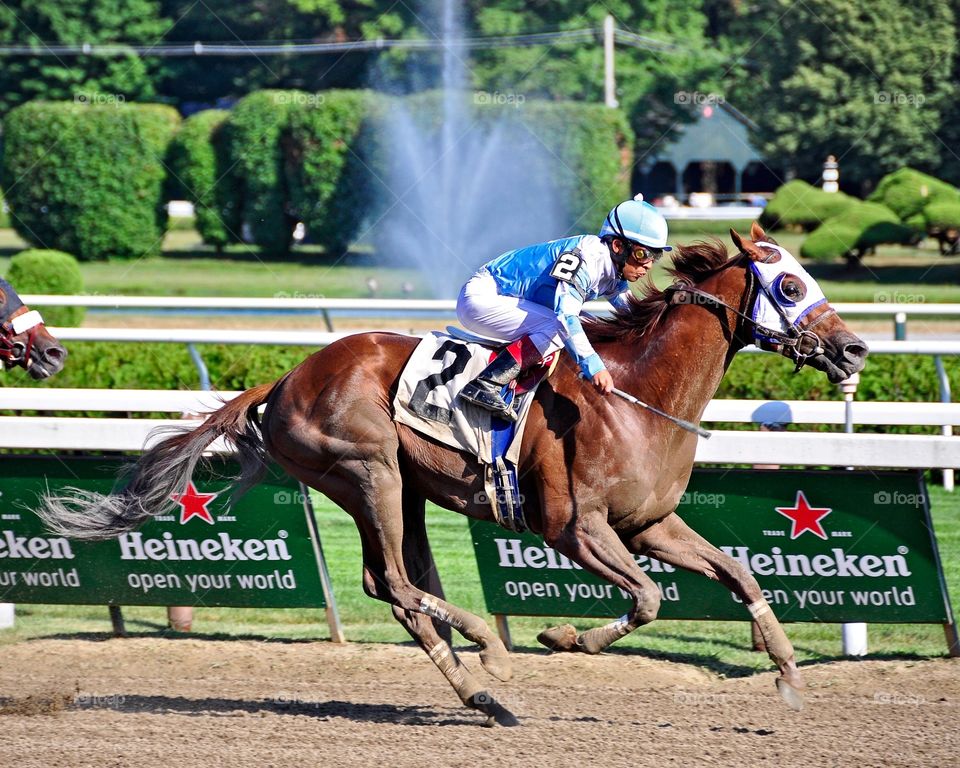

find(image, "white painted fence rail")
[2,389,957,469]
[40,327,960,355]
[20,295,960,319]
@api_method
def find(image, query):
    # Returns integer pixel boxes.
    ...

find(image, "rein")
[664,254,836,374]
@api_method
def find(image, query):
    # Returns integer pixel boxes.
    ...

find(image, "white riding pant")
[457,270,564,357]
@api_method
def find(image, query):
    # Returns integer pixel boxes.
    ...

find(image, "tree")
[724,0,954,192]
[0,0,166,115]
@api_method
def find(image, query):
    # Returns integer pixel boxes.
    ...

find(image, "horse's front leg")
[630,512,804,711]
[537,510,662,655]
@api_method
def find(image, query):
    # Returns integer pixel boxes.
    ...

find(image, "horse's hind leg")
[316,458,513,683]
[388,488,518,726]
[630,512,804,711]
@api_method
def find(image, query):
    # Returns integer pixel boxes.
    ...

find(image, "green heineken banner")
[0,457,327,608]
[470,470,954,625]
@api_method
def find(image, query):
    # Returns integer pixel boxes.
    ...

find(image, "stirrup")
[460,382,518,422]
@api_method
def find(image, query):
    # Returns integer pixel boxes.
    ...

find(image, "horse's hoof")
[470,691,520,727]
[537,623,579,652]
[776,677,804,711]
[479,647,513,681]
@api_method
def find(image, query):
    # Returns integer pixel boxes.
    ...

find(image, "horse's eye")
[777,274,806,304]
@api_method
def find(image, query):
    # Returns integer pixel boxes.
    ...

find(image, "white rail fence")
[2,388,958,469]
[22,295,960,336]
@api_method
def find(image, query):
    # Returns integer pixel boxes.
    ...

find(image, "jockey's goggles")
[626,242,664,265]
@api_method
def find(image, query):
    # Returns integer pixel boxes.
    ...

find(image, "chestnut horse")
[40,224,866,725]
[0,277,67,379]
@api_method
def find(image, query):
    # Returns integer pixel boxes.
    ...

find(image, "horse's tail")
[37,379,282,541]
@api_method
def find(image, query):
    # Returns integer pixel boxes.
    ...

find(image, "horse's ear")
[730,227,777,262]
[729,228,745,252]
[750,221,767,242]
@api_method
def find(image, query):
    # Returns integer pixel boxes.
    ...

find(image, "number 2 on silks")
[550,249,583,283]
[408,340,472,425]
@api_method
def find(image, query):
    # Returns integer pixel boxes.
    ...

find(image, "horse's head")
[729,222,867,383]
[0,278,67,379]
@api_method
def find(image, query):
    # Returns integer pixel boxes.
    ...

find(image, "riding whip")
[580,375,711,438]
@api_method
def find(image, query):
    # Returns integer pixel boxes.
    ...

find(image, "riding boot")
[459,336,541,422]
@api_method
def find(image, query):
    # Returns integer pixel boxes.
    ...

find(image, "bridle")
[663,252,837,374]
[0,283,44,370]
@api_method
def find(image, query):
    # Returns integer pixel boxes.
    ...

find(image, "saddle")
[392,329,558,531]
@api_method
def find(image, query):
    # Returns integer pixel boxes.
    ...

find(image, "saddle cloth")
[393,331,554,528]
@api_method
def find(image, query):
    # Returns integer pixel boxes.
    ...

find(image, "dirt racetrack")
[0,638,956,768]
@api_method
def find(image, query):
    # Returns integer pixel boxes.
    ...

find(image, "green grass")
[1,225,959,303]
[4,484,956,674]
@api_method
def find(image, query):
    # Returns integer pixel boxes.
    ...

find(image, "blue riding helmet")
[599,194,672,251]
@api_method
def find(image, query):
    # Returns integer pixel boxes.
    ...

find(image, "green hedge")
[1,102,180,261]
[801,201,914,262]
[759,180,857,231]
[284,90,384,256]
[4,249,85,327]
[0,343,953,432]
[922,200,960,230]
[227,91,304,256]
[867,167,960,220]
[166,109,241,249]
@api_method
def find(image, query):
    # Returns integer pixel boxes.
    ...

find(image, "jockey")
[457,194,672,421]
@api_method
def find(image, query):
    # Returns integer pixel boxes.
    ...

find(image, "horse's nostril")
[45,346,67,363]
[843,342,869,360]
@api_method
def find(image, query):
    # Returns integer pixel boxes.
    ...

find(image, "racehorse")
[0,277,67,379]
[39,224,867,725]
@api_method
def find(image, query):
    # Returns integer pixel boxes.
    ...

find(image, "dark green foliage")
[0,342,314,392]
[227,91,305,256]
[759,180,857,231]
[922,201,960,230]
[284,90,385,256]
[166,109,242,249]
[0,0,165,114]
[734,0,954,189]
[514,100,633,231]
[1,102,180,261]
[801,201,914,262]
[0,189,8,228]
[868,168,960,220]
[1,342,949,437]
[4,250,85,327]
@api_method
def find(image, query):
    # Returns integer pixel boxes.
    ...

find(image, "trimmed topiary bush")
[1,102,180,261]
[921,200,960,254]
[5,249,85,326]
[284,90,385,256]
[759,179,857,231]
[867,167,960,220]
[801,201,915,263]
[166,109,241,250]
[227,91,306,256]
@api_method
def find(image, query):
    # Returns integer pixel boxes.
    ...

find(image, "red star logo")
[170,481,218,525]
[776,490,831,540]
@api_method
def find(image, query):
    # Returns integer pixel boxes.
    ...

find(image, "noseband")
[664,255,837,374]
[0,282,44,370]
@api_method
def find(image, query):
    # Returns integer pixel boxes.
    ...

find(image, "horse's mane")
[584,238,738,344]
